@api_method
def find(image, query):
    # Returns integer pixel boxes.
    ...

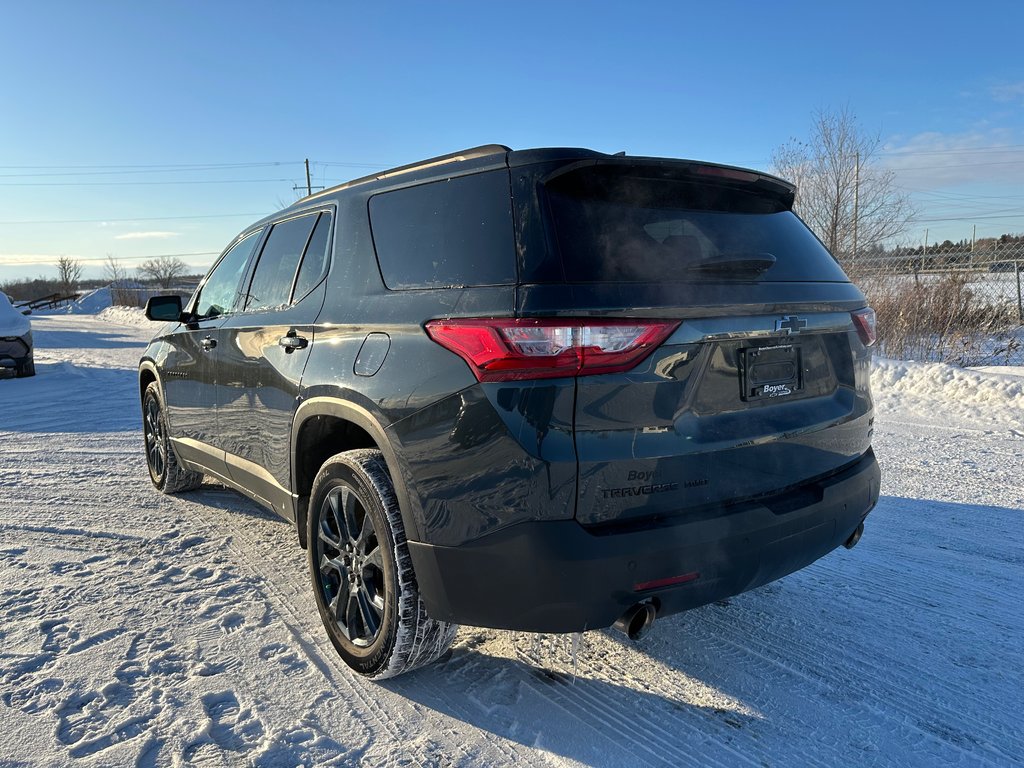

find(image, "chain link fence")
[842,242,1024,365]
[107,284,198,308]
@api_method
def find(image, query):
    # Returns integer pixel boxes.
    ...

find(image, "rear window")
[369,171,516,289]
[543,166,849,283]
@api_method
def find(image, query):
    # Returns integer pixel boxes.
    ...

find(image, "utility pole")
[971,224,976,253]
[293,158,324,198]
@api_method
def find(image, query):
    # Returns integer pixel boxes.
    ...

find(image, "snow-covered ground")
[1,314,1022,767]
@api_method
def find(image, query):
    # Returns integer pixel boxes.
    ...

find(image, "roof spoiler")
[539,154,796,209]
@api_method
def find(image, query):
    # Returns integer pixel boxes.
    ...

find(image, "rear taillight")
[851,307,876,347]
[424,318,680,382]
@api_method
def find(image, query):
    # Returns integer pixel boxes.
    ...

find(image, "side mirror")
[144,295,184,322]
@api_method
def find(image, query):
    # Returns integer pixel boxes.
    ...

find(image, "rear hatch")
[511,154,874,527]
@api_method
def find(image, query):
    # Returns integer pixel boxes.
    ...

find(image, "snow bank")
[872,357,1024,412]
[65,286,113,314]
[96,306,148,326]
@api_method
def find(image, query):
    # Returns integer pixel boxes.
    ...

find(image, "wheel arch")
[138,360,161,404]
[292,397,421,549]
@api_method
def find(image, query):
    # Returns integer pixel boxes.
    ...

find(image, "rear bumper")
[408,449,880,633]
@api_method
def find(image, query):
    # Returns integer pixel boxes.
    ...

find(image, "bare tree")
[103,254,127,284]
[138,256,188,288]
[56,257,83,295]
[103,254,134,306]
[771,107,915,261]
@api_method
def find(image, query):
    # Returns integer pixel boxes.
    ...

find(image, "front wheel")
[142,382,203,493]
[307,449,457,679]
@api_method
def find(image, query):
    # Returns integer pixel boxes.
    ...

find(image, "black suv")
[140,145,880,679]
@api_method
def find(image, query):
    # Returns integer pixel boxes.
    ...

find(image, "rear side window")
[369,171,516,289]
[245,214,318,311]
[544,166,849,283]
[292,212,332,300]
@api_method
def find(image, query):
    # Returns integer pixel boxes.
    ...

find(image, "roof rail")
[302,144,511,201]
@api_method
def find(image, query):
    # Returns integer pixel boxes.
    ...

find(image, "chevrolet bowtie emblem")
[775,315,808,334]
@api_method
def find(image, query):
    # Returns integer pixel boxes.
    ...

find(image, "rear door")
[217,209,333,517]
[516,159,874,527]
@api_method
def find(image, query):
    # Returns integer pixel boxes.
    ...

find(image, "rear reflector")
[634,572,700,591]
[851,307,877,347]
[424,318,680,382]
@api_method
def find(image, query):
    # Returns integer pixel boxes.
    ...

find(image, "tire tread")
[312,449,457,679]
[145,382,203,494]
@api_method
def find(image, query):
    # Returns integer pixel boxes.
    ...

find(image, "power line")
[0,212,265,225]
[0,251,220,267]
[0,158,393,172]
[0,160,300,170]
[0,178,295,187]
[906,213,1024,223]
[879,143,1024,157]
[898,186,1024,202]
[0,162,300,179]
[887,159,1024,171]
[911,206,1023,218]
[317,160,395,168]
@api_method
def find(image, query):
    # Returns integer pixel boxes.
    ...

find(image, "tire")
[142,382,203,493]
[15,356,34,378]
[307,449,457,679]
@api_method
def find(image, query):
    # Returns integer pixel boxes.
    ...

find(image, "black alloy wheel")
[307,450,457,679]
[142,382,203,493]
[315,484,387,647]
[143,388,168,484]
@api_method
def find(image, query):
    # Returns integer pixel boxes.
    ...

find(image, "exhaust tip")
[613,601,657,641]
[844,522,864,550]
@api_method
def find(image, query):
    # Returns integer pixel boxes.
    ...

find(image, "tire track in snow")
[508,634,758,768]
[174,488,522,767]
[688,579,1021,767]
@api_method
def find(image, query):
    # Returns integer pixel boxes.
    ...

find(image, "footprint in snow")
[2,677,65,714]
[198,691,265,755]
[219,612,245,634]
[258,642,309,677]
[40,619,80,654]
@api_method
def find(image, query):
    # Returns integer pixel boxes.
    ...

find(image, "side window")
[369,171,516,289]
[292,212,333,300]
[194,230,262,319]
[244,214,318,311]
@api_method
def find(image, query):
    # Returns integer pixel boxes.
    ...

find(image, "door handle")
[279,331,309,353]
[201,336,217,351]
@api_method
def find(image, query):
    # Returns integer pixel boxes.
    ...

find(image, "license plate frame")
[740,343,803,401]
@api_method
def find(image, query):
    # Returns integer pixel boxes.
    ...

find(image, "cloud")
[879,129,1024,188]
[113,231,179,240]
[990,82,1024,103]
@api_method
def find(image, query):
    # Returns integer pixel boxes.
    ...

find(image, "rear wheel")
[142,382,203,493]
[307,449,457,679]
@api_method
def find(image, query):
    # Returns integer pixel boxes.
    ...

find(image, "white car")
[0,292,33,377]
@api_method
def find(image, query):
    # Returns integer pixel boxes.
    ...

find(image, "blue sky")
[2,1,1023,281]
